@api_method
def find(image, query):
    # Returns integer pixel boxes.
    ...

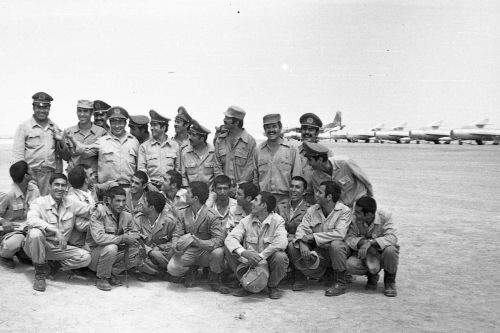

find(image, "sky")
[1,0,500,140]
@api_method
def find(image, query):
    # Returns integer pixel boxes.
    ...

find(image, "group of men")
[0,91,399,299]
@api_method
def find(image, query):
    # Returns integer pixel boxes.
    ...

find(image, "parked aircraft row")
[283,113,500,145]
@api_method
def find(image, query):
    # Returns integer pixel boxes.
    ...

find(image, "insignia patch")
[307,117,313,124]
[338,176,352,185]
[40,93,45,100]
[114,109,121,115]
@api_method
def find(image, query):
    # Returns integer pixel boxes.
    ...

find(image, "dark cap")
[32,92,53,106]
[77,100,94,110]
[175,106,192,123]
[224,106,246,120]
[149,110,170,125]
[93,100,111,113]
[107,106,129,120]
[129,115,150,127]
[300,113,323,128]
[189,119,211,136]
[263,113,281,125]
[302,141,330,157]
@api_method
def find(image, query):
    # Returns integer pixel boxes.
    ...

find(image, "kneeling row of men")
[0,161,399,299]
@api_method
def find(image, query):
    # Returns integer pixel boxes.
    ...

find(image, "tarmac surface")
[0,140,499,332]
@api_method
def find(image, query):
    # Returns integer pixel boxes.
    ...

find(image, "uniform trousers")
[167,246,225,277]
[0,232,25,259]
[346,245,399,275]
[89,244,141,279]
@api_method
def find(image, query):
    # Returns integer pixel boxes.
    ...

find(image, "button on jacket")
[214,129,256,184]
[346,208,398,250]
[0,182,40,222]
[293,202,351,248]
[13,117,62,171]
[180,144,222,187]
[63,123,107,171]
[312,156,373,207]
[225,212,288,260]
[74,133,139,185]
[138,138,180,185]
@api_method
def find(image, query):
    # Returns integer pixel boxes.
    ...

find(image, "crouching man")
[167,181,228,294]
[345,196,399,297]
[225,191,289,299]
[24,173,96,292]
[87,186,142,291]
[135,191,177,281]
[287,181,352,296]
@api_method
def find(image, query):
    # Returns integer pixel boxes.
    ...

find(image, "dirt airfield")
[0,140,499,333]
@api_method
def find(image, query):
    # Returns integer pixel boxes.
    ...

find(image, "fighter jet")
[409,120,452,144]
[344,123,383,143]
[318,112,347,141]
[375,122,411,143]
[450,118,500,145]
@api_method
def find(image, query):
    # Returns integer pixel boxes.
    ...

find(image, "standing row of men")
[1,91,399,299]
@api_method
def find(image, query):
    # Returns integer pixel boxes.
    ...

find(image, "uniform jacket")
[27,195,93,243]
[124,189,147,215]
[293,202,351,248]
[225,205,249,231]
[63,123,107,171]
[276,199,310,237]
[172,205,224,252]
[214,129,256,184]
[66,188,94,247]
[138,137,180,184]
[346,208,398,251]
[87,206,136,248]
[312,156,373,207]
[254,139,302,195]
[225,212,288,260]
[0,182,40,222]
[135,210,177,253]
[180,143,222,187]
[13,117,62,171]
[75,132,139,185]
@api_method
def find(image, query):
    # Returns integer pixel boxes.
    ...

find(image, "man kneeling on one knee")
[345,196,399,297]
[287,181,352,296]
[166,181,228,293]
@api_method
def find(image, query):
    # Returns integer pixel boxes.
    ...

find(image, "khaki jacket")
[276,199,310,237]
[345,208,398,250]
[138,137,180,184]
[87,206,136,248]
[135,210,177,253]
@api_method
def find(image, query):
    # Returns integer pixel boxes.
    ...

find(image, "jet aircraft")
[409,120,452,144]
[450,119,500,145]
[375,122,411,143]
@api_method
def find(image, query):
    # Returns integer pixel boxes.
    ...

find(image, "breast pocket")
[128,149,137,167]
[11,203,26,220]
[234,148,248,167]
[203,161,215,173]
[146,153,160,168]
[279,155,292,173]
[185,161,198,175]
[26,135,42,149]
[60,212,75,233]
[217,147,227,165]
[258,159,270,173]
[164,152,177,170]
[102,151,115,163]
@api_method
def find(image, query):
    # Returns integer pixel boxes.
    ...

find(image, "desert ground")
[0,139,499,333]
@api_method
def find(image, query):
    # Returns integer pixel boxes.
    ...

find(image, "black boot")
[33,263,47,292]
[366,272,380,290]
[325,270,347,296]
[208,271,230,294]
[292,270,307,291]
[384,271,397,297]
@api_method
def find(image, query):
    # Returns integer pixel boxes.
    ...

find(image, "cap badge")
[307,118,313,124]
[114,109,121,115]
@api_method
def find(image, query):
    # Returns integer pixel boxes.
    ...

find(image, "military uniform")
[13,92,63,195]
[66,188,94,248]
[93,100,111,132]
[124,188,147,215]
[298,113,323,204]
[276,199,310,242]
[0,182,40,260]
[173,107,191,153]
[214,106,257,184]
[73,107,140,186]
[138,110,180,187]
[167,205,225,277]
[129,115,150,144]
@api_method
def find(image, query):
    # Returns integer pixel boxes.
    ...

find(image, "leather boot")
[33,263,47,292]
[292,270,307,291]
[95,277,112,291]
[208,271,230,294]
[384,271,397,297]
[366,272,380,290]
[325,270,347,296]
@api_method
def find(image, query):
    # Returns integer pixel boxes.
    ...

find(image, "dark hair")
[291,175,307,190]
[77,163,92,171]
[238,182,259,201]
[228,117,243,129]
[133,170,149,185]
[49,173,68,185]
[129,124,149,131]
[356,196,377,215]
[146,191,167,214]
[320,181,341,202]
[213,175,231,188]
[107,186,126,199]
[190,181,209,205]
[166,170,182,190]
[68,166,87,189]
[10,160,29,184]
[259,191,276,213]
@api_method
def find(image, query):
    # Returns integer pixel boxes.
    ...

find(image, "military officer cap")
[224,106,246,120]
[263,113,281,125]
[189,119,211,136]
[300,113,323,129]
[302,141,330,157]
[175,106,192,123]
[77,100,94,110]
[107,106,129,120]
[149,109,170,125]
[129,115,150,127]
[93,100,111,113]
[32,92,53,106]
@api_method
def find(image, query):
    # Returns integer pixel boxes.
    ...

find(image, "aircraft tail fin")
[473,118,489,128]
[323,111,345,130]
[392,122,408,130]
[370,123,385,131]
[429,120,443,129]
